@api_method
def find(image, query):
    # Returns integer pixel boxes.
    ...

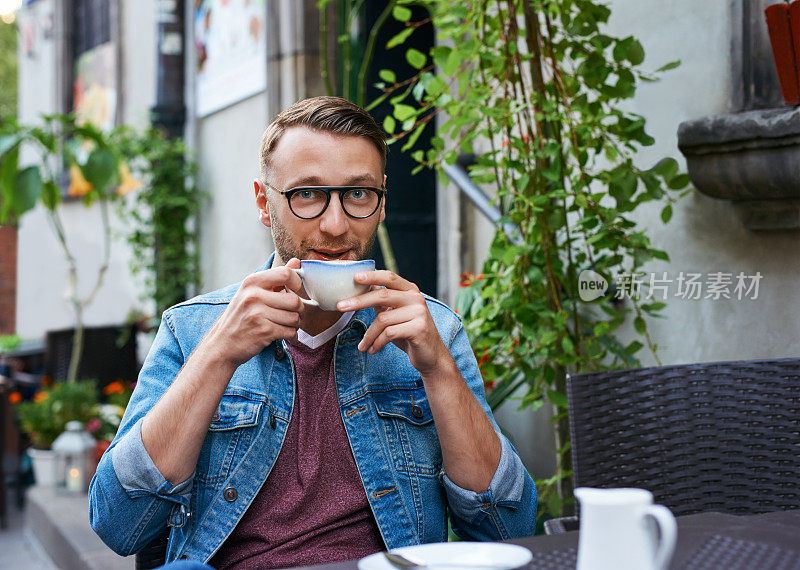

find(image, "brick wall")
[0,225,17,334]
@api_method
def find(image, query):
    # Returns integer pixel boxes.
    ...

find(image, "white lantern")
[52,421,96,492]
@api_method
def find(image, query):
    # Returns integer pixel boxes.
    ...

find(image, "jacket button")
[270,412,277,429]
[223,487,238,502]
[350,321,366,338]
[412,405,424,419]
[274,343,286,361]
[211,411,221,422]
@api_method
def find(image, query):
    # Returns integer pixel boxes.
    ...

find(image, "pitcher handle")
[289,268,319,307]
[644,504,677,570]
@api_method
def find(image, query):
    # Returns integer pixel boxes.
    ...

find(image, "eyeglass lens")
[290,188,381,219]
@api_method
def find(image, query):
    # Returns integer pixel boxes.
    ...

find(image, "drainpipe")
[151,0,186,138]
[442,155,522,246]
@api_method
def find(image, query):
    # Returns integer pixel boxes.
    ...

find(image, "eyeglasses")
[265,182,386,220]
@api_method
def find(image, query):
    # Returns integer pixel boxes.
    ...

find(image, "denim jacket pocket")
[372,384,441,475]
[196,393,264,485]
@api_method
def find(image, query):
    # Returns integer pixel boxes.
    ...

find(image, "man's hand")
[203,258,304,367]
[337,270,449,376]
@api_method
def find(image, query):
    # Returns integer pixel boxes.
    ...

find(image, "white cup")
[291,259,375,311]
[575,487,677,570]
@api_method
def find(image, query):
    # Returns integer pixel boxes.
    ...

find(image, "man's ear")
[254,179,272,228]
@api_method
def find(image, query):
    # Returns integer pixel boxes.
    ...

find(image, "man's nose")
[318,192,349,236]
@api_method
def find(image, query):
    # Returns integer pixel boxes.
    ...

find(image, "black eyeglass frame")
[265,182,386,220]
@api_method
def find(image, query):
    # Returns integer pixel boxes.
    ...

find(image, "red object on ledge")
[766,2,800,104]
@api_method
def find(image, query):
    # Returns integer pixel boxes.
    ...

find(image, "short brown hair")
[259,96,388,181]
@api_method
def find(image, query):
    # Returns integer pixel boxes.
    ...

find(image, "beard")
[269,204,379,264]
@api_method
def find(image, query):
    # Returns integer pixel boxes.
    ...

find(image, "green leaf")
[653,157,679,180]
[406,48,427,70]
[660,204,673,223]
[443,49,461,75]
[383,115,396,135]
[633,316,646,335]
[625,40,645,65]
[14,166,43,216]
[0,134,21,157]
[386,27,415,49]
[0,146,19,223]
[378,69,396,83]
[41,180,61,210]
[656,60,681,72]
[82,149,116,190]
[667,173,690,190]
[547,389,568,408]
[392,5,412,22]
[393,104,417,122]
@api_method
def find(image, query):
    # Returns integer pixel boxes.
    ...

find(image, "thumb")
[285,257,301,270]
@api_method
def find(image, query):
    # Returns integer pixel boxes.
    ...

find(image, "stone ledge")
[26,486,134,570]
[678,106,800,230]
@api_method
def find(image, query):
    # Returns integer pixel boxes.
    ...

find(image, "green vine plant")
[376,0,691,522]
[112,127,203,317]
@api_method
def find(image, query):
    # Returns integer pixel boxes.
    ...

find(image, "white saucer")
[358,542,533,570]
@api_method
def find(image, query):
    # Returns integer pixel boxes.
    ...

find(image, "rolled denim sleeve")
[112,418,194,499]
[437,312,537,540]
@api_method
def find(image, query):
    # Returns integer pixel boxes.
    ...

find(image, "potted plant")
[765,0,800,104]
[13,380,98,486]
[86,380,134,462]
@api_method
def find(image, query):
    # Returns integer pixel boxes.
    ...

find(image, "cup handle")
[289,268,319,307]
[644,504,677,570]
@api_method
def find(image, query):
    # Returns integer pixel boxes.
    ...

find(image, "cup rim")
[300,259,375,267]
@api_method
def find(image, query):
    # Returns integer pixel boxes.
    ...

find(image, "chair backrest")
[567,358,800,516]
[44,325,139,389]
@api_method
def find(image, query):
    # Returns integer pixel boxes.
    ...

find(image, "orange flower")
[459,271,476,288]
[116,163,144,196]
[68,164,93,196]
[33,391,49,403]
[41,375,53,386]
[103,381,125,395]
[8,392,21,404]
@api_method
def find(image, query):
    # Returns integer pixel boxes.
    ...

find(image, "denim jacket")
[89,258,537,564]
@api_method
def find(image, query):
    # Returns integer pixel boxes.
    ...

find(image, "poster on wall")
[73,42,117,132]
[194,0,267,117]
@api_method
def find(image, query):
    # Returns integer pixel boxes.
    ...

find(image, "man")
[89,97,536,568]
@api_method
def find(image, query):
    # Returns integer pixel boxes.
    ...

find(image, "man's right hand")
[203,258,305,367]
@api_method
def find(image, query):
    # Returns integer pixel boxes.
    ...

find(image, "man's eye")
[298,190,316,199]
[349,189,365,199]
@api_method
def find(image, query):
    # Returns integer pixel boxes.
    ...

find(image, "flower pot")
[28,448,65,487]
[765,1,800,104]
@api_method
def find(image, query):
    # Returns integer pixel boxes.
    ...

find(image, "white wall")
[195,95,273,291]
[604,0,800,365]
[15,0,157,339]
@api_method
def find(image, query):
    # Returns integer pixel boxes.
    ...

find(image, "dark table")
[287,509,800,569]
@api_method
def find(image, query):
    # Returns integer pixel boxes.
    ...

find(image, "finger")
[259,290,304,312]
[353,270,416,292]
[271,324,299,341]
[337,286,412,312]
[364,321,419,354]
[263,307,301,328]
[243,266,303,293]
[358,306,417,352]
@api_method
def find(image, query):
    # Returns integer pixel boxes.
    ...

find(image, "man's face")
[255,126,386,265]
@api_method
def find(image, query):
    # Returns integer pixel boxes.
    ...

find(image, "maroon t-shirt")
[209,337,385,569]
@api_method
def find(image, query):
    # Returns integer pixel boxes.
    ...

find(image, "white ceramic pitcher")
[575,487,677,570]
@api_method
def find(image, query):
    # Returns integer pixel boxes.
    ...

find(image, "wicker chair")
[544,358,800,535]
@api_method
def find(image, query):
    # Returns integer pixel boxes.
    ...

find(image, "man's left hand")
[337,270,449,376]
